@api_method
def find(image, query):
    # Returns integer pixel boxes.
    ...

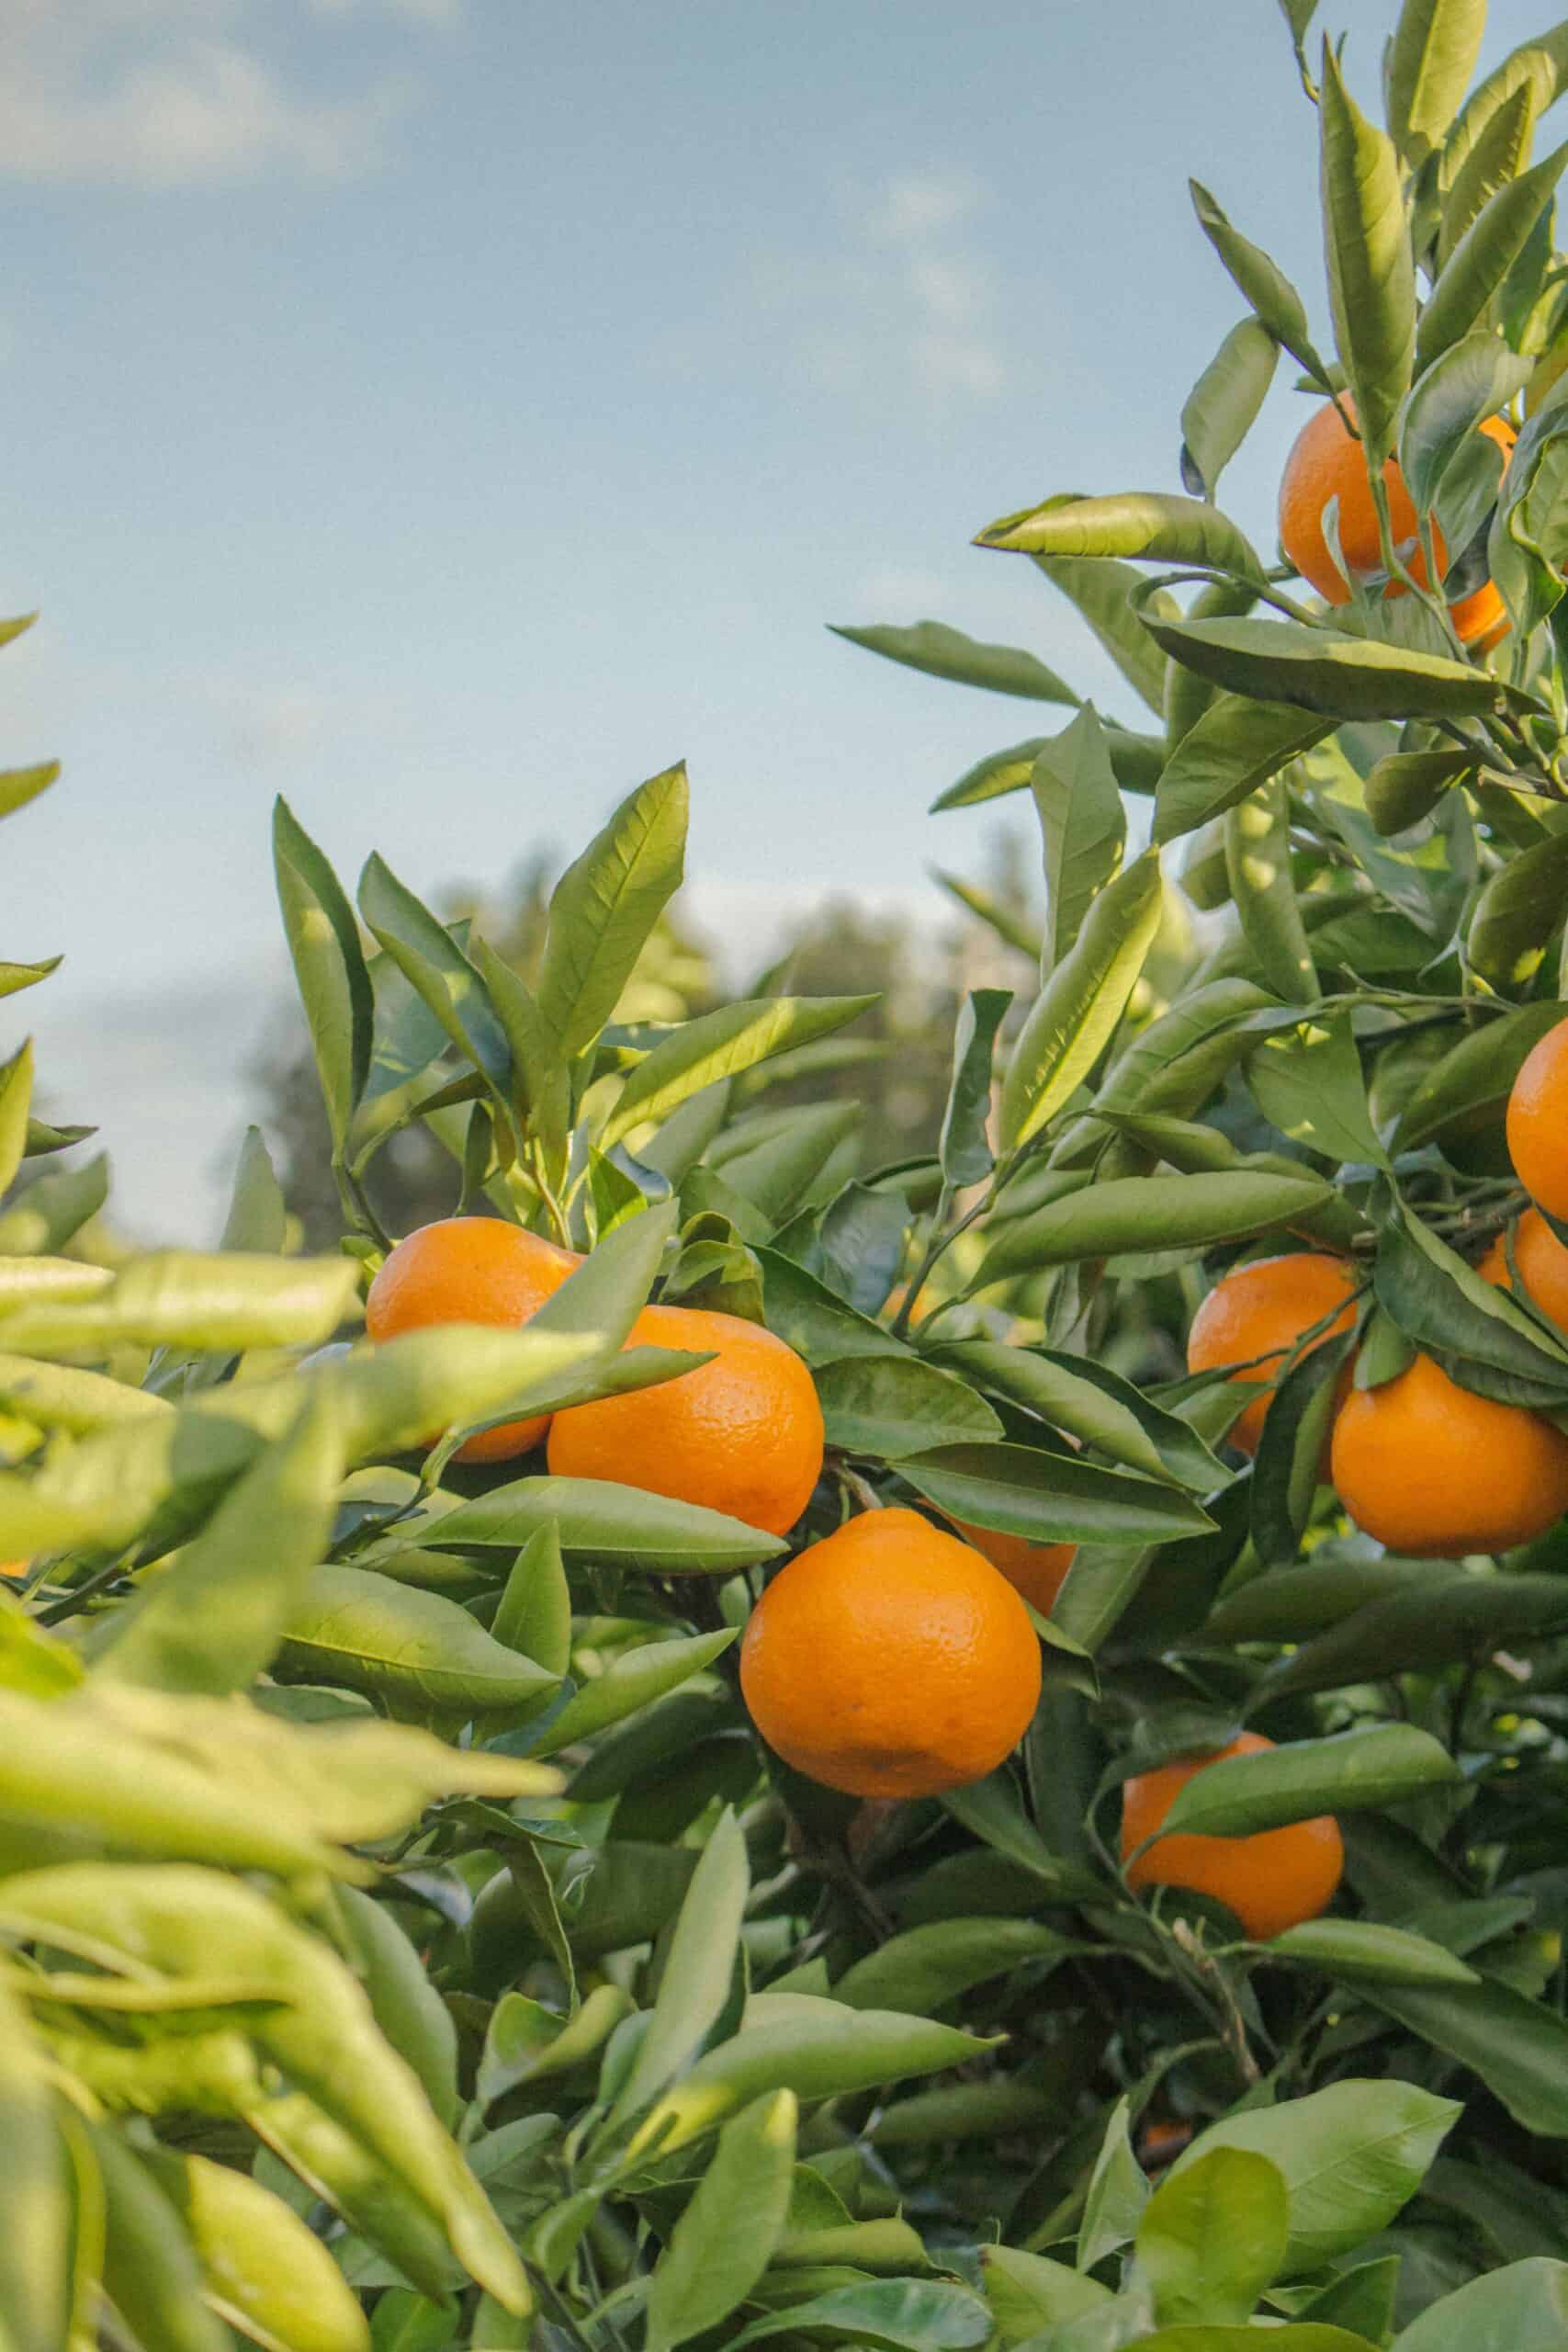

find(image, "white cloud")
[0,0,428,187]
[749,166,1007,407]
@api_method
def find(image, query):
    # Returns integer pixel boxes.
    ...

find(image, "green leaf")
[1034,706,1128,971]
[394,1476,784,1573]
[1153,695,1333,845]
[93,2129,230,2352]
[220,1125,287,1255]
[931,871,1042,959]
[1032,559,1173,718]
[1386,0,1489,163]
[0,1043,34,1201]
[902,1439,1213,1547]
[829,620,1078,704]
[529,1629,737,1757]
[609,1805,749,2122]
[1139,607,1520,723]
[1391,2257,1568,2348]
[1246,1011,1387,1165]
[276,1565,561,1720]
[1224,778,1317,1003]
[1488,392,1568,631]
[1417,139,1568,371]
[977,492,1260,579]
[1363,747,1477,833]
[934,1342,1224,1492]
[1440,79,1537,266]
[1133,2329,1388,2349]
[932,725,1165,813]
[1399,334,1533,514]
[1263,1572,1568,1697]
[0,1249,358,1357]
[1292,2257,1399,2343]
[725,2279,992,2352]
[0,1150,109,1255]
[1077,2097,1150,2271]
[1320,44,1416,464]
[834,1918,1071,2013]
[468,937,570,1151]
[93,1394,343,1697]
[0,1983,70,2352]
[939,1771,1102,1900]
[1469,831,1568,990]
[531,1197,676,1350]
[815,1355,1000,1460]
[1367,1976,1568,2140]
[998,850,1163,1148]
[491,1524,573,1678]
[1135,2146,1289,2326]
[143,2143,374,2352]
[972,1170,1335,1286]
[536,763,689,1056]
[1154,1725,1458,1839]
[0,763,59,821]
[1393,1000,1566,1152]
[601,996,875,1149]
[1170,2077,1460,2271]
[1180,317,1280,500]
[273,797,375,1158]
[1190,182,1334,384]
[1264,1917,1480,1985]
[357,854,513,1103]
[980,2244,1111,2339]
[938,989,1012,1189]
[1250,1332,1356,1569]
[645,2091,798,2352]
[1371,1203,1568,1408]
[478,1983,630,2106]
[338,1884,459,2124]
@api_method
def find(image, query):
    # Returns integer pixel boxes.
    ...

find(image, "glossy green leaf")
[1180,316,1280,499]
[1133,2329,1384,2350]
[0,763,59,821]
[998,850,1163,1148]
[602,995,875,1148]
[1153,695,1334,844]
[1371,1204,1568,1409]
[645,2090,797,2352]
[1392,1000,1566,1152]
[939,1771,1103,1899]
[1387,0,1488,162]
[220,1125,287,1255]
[977,492,1261,579]
[393,1475,784,1574]
[530,1628,737,1756]
[93,2129,229,2352]
[1320,45,1416,464]
[491,1523,572,1678]
[358,854,513,1103]
[834,1917,1070,2013]
[1171,2078,1460,2271]
[1034,706,1128,972]
[902,1439,1213,1547]
[1264,1917,1480,1985]
[273,799,375,1158]
[479,1982,631,2106]
[0,1043,34,1203]
[536,763,689,1055]
[1077,2096,1150,2270]
[1190,181,1333,383]
[1399,334,1532,514]
[972,1170,1334,1285]
[1250,1331,1355,1569]
[815,1354,1000,1459]
[981,2244,1112,2339]
[1417,139,1568,370]
[93,1393,342,1697]
[1362,1978,1568,2138]
[143,2143,372,2352]
[1135,2146,1289,2326]
[1153,1724,1458,1839]
[1469,831,1568,989]
[1224,778,1317,1003]
[0,1983,69,2352]
[932,724,1165,813]
[612,1806,749,2118]
[1263,1572,1568,1697]
[1363,747,1476,833]
[934,1341,1224,1491]
[0,1149,109,1255]
[0,1247,356,1357]
[1246,1011,1387,1165]
[938,989,1012,1188]
[1032,558,1173,717]
[1139,608,1519,723]
[276,1565,561,1719]
[1440,78,1537,266]
[725,2279,991,2352]
[829,619,1078,704]
[1392,2256,1568,2347]
[339,1884,459,2124]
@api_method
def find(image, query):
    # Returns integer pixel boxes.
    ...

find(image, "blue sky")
[3,0,1551,1235]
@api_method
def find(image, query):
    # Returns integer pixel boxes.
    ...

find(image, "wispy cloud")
[0,0,445,187]
[748,167,1007,406]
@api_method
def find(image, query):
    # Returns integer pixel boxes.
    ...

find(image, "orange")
[950,1517,1077,1617]
[1508,1017,1568,1221]
[739,1506,1042,1797]
[1279,397,1514,646]
[546,1302,823,1536]
[365,1216,581,1461]
[1478,1208,1568,1329]
[0,1562,26,1581]
[1122,1730,1343,1941]
[1185,1253,1359,1454]
[1330,1350,1568,1555]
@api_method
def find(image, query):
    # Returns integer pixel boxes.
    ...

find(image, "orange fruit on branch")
[546,1301,823,1536]
[365,1216,581,1461]
[739,1505,1042,1797]
[1185,1252,1358,1455]
[1507,1017,1568,1222]
[1478,1208,1568,1331]
[1279,395,1514,647]
[1330,1349,1568,1556]
[1122,1730,1343,1941]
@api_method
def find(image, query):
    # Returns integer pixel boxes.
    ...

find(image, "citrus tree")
[8,4,1568,2349]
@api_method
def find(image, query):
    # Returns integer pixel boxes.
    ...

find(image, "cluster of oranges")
[1186,1018,1568,1562]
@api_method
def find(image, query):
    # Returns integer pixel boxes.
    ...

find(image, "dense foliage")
[7,4,1568,2347]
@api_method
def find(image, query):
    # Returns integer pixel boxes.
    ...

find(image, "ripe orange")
[739,1506,1042,1797]
[950,1517,1076,1616]
[1122,1730,1343,1941]
[1507,1017,1568,1221]
[546,1302,823,1536]
[365,1216,581,1462]
[1330,1350,1568,1555]
[1185,1253,1359,1454]
[0,1562,26,1581]
[1478,1208,1568,1330]
[1279,397,1514,646]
